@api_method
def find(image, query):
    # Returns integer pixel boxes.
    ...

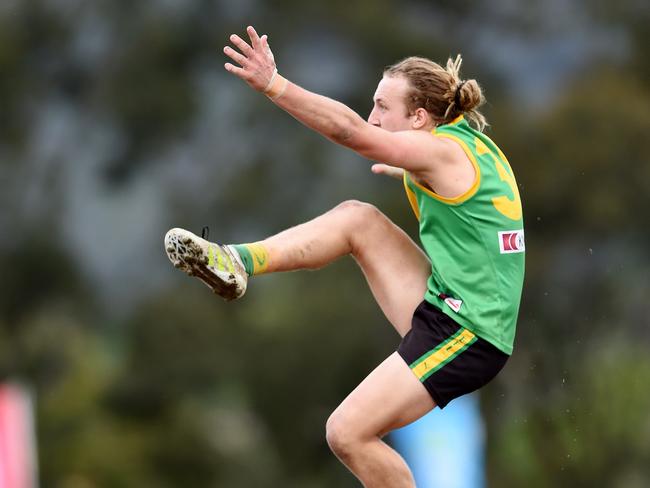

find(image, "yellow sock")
[231,243,269,275]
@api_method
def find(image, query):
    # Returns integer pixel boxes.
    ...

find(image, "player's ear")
[411,108,430,129]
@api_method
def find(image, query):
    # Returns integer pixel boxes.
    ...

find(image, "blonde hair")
[384,54,487,131]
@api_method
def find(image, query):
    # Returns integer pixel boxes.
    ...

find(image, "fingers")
[226,28,268,62]
[224,62,249,79]
[223,45,247,67]
[229,34,253,57]
[247,25,262,50]
[224,27,274,89]
[372,164,391,174]
[371,164,404,179]
[261,34,275,62]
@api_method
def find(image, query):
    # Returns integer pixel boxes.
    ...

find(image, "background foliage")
[1,0,649,486]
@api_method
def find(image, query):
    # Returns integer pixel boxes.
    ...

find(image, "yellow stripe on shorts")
[410,328,477,381]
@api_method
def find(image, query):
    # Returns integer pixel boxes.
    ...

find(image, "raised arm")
[223,26,452,175]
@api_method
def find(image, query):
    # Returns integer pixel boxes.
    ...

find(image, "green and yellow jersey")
[403,116,525,355]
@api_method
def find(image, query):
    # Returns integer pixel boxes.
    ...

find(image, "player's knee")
[336,199,378,219]
[334,200,389,257]
[325,411,361,462]
[335,200,384,231]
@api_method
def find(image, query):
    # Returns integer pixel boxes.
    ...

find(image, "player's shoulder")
[393,128,457,157]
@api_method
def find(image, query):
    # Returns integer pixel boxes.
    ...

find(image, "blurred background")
[1,0,649,486]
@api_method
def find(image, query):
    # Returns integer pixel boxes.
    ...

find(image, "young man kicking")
[165,26,525,488]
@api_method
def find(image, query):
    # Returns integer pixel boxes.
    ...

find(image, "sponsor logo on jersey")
[444,297,463,313]
[498,229,525,254]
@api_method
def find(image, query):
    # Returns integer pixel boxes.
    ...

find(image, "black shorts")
[397,300,509,409]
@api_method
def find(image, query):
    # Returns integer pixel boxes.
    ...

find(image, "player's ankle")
[230,243,269,276]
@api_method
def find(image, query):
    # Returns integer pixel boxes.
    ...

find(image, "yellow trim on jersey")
[476,135,522,221]
[404,131,481,205]
[403,172,421,220]
[448,115,464,125]
[495,145,516,172]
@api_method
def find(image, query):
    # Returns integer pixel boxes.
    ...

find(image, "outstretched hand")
[371,164,405,180]
[224,26,276,92]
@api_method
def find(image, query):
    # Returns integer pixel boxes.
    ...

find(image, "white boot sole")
[164,228,246,301]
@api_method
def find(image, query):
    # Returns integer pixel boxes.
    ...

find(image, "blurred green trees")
[1,0,649,486]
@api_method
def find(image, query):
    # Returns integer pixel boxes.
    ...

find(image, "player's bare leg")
[257,200,431,335]
[166,201,434,484]
[253,203,434,485]
[326,352,435,487]
[166,199,430,335]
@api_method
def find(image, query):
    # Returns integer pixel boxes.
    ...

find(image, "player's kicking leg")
[165,200,430,331]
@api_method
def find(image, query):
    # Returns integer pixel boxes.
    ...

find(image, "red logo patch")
[444,297,463,312]
[498,230,525,254]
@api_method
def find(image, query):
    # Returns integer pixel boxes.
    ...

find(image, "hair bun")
[454,81,467,109]
[455,79,483,113]
[386,53,488,131]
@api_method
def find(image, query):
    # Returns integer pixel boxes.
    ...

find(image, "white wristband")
[263,69,288,100]
[264,69,278,93]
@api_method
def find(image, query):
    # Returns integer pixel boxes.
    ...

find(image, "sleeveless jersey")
[402,116,525,354]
